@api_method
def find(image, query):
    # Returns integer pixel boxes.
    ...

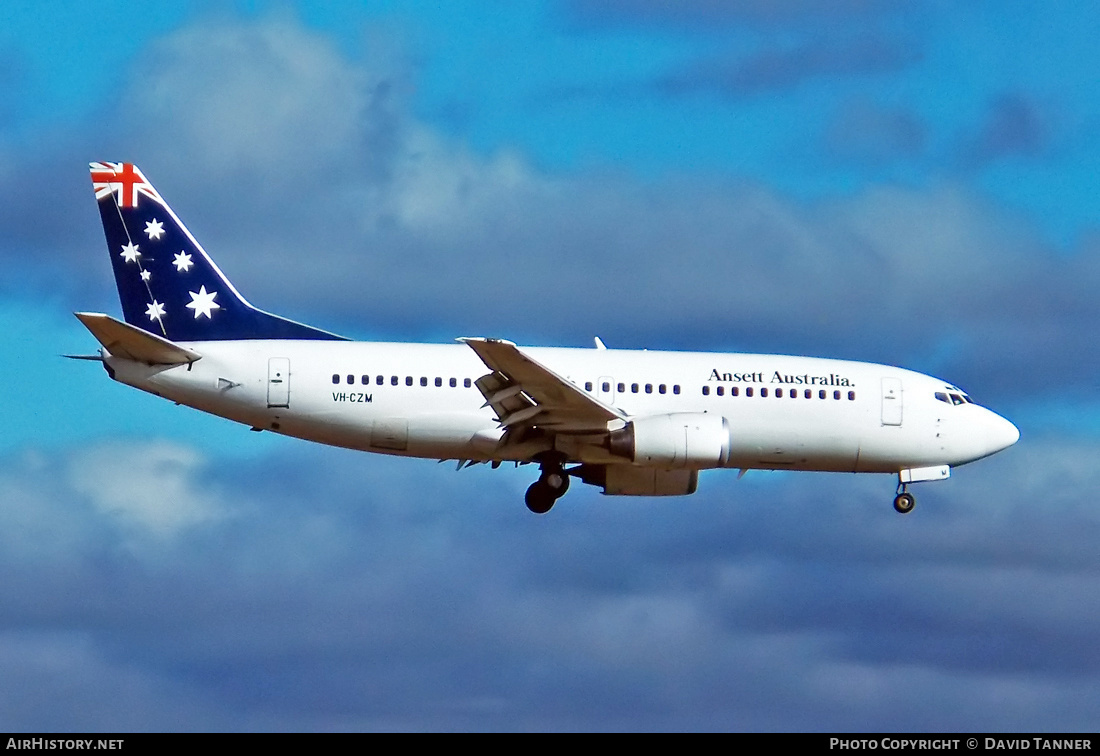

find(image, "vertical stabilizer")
[90,162,344,342]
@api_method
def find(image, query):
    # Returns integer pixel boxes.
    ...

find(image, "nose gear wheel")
[893,481,915,514]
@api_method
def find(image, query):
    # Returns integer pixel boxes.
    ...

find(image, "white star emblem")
[173,251,194,272]
[145,300,166,322]
[140,269,151,282]
[120,242,141,263]
[186,285,221,319]
[144,219,165,240]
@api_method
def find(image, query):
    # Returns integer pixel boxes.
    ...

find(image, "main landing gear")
[525,458,570,514]
[893,483,915,514]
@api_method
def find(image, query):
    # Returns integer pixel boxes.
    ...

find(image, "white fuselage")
[105,340,1019,476]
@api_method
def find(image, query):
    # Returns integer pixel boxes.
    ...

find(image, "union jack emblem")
[90,161,163,208]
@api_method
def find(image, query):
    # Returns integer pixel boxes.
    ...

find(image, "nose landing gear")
[525,459,570,514]
[892,465,950,513]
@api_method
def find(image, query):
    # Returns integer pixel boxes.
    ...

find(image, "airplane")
[71,162,1019,515]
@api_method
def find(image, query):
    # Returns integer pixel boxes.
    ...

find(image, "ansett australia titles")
[709,369,854,387]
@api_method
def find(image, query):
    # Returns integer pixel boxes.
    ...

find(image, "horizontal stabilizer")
[74,312,201,365]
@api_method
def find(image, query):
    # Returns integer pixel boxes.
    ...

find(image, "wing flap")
[75,312,201,365]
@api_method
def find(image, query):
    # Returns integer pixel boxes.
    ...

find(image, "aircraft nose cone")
[987,411,1020,454]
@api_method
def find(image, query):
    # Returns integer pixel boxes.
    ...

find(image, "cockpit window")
[949,393,965,405]
[935,392,950,404]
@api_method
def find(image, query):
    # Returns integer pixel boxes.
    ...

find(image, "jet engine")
[607,413,731,469]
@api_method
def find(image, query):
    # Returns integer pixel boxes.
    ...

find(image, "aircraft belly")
[726,418,860,472]
[404,414,499,458]
[852,414,950,471]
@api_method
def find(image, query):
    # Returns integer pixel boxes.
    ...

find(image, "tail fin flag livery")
[76,161,1018,515]
[90,162,344,342]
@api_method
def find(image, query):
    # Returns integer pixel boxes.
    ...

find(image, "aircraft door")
[268,357,290,408]
[597,376,616,405]
[881,377,902,426]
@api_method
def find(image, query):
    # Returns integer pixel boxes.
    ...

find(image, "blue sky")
[1,0,1099,732]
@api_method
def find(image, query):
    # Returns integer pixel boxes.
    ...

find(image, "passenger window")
[776,388,783,398]
[631,383,639,393]
[377,375,384,386]
[391,376,398,386]
[347,375,354,385]
[420,377,427,387]
[450,378,457,388]
[602,382,611,392]
[819,390,826,400]
[702,386,710,396]
[361,375,369,385]
[659,384,666,394]
[464,378,472,388]
[618,383,625,393]
[746,387,754,397]
[435,377,442,387]
[761,388,768,398]
[790,390,797,399]
[833,390,841,400]
[585,381,593,392]
[848,391,856,401]
[406,376,413,386]
[332,374,339,385]
[717,386,724,397]
[804,389,811,399]
[645,384,653,394]
[732,386,739,397]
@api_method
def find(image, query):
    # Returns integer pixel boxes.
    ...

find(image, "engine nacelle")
[607,413,731,469]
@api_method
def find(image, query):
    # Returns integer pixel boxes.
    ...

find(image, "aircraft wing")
[458,337,625,432]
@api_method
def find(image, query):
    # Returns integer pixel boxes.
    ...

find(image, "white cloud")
[66,440,225,537]
[124,16,547,232]
[131,17,376,177]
